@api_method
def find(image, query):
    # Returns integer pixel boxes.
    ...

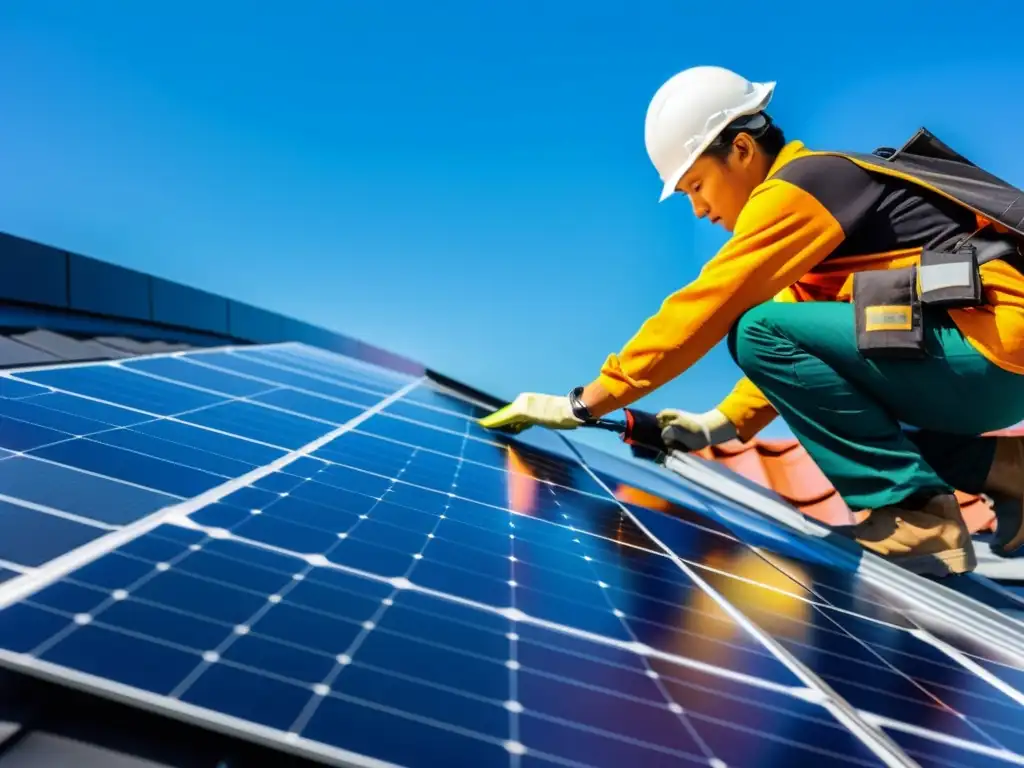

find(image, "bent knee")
[728,302,795,371]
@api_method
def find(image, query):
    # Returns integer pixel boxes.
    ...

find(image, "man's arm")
[715,377,776,443]
[580,177,847,417]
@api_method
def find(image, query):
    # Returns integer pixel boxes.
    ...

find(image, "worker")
[478,65,1024,578]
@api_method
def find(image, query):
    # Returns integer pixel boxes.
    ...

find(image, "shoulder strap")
[803,129,1024,239]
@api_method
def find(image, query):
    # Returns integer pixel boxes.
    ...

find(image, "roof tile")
[698,437,998,534]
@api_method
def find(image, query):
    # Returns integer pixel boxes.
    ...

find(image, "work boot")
[835,494,976,577]
[982,437,1024,557]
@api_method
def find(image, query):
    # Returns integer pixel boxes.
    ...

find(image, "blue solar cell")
[0,393,116,436]
[245,346,411,391]
[121,356,277,397]
[16,389,150,427]
[30,439,229,498]
[91,427,263,479]
[180,400,335,449]
[0,377,51,399]
[188,351,390,407]
[280,454,330,479]
[0,456,178,525]
[0,500,106,568]
[303,695,511,767]
[357,414,470,456]
[134,418,286,466]
[29,580,111,615]
[398,384,487,416]
[15,365,226,415]
[0,602,82,653]
[0,415,69,451]
[382,398,486,433]
[247,388,366,424]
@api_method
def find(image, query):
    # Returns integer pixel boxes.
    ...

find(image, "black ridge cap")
[0,231,423,374]
[0,302,238,350]
[424,368,508,410]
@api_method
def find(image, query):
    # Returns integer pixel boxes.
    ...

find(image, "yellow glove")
[477,392,584,433]
[656,408,737,451]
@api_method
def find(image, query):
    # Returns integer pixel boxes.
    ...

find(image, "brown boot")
[983,437,1024,557]
[836,494,976,577]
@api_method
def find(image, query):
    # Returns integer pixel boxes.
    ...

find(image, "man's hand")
[478,393,584,433]
[656,408,737,451]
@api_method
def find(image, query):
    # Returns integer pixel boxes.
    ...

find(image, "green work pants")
[728,301,1024,511]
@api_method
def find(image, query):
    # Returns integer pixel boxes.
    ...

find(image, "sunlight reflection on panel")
[505,447,540,517]
[614,484,672,513]
[707,549,813,638]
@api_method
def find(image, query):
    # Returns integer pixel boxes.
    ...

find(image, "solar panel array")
[0,343,1020,768]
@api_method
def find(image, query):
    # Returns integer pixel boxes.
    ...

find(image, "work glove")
[477,393,584,433]
[656,408,737,452]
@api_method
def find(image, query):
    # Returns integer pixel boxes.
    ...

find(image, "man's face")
[675,136,761,233]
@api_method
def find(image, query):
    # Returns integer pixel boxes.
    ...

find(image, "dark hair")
[703,112,787,163]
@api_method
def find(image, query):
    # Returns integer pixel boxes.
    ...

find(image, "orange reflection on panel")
[613,484,671,513]
[505,447,539,516]
[706,549,813,640]
[661,549,814,679]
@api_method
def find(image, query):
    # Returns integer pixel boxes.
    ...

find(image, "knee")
[728,302,792,374]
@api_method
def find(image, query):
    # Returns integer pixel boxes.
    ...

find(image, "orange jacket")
[596,140,1024,441]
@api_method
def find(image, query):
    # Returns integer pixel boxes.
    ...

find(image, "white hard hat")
[645,66,776,202]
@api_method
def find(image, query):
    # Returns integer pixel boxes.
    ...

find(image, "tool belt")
[854,233,1023,359]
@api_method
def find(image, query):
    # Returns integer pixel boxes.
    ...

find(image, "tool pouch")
[917,245,983,308]
[853,266,926,359]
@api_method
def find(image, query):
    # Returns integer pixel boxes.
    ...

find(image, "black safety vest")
[821,128,1024,255]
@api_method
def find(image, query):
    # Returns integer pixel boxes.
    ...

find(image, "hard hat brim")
[657,80,776,202]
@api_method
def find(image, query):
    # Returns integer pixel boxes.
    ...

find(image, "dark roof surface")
[0,329,197,369]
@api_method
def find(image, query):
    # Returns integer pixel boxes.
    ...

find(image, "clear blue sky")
[2,0,1023,452]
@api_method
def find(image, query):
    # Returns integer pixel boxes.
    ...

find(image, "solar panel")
[0,343,1020,767]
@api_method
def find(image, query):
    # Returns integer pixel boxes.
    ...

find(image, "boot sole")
[886,547,977,577]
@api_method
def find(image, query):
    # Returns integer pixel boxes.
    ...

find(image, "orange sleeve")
[593,177,845,413]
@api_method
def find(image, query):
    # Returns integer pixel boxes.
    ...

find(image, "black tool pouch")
[917,245,983,308]
[853,266,926,359]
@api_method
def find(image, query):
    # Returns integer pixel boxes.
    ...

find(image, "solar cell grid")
[0,343,1019,767]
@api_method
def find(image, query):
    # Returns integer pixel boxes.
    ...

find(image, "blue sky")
[2,0,1024,453]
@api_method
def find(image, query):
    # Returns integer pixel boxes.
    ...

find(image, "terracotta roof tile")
[697,437,998,534]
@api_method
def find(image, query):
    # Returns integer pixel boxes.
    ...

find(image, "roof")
[0,329,198,368]
[0,229,1021,768]
[696,438,997,530]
